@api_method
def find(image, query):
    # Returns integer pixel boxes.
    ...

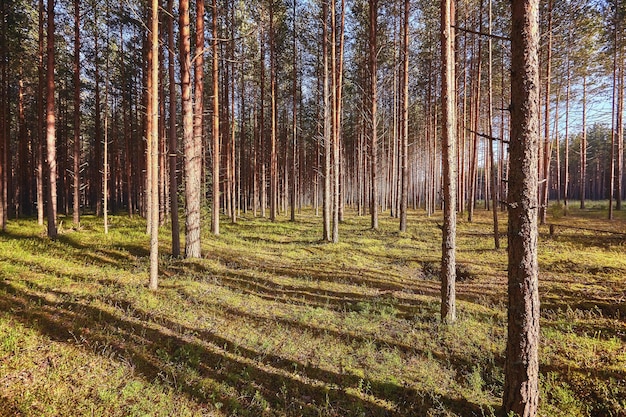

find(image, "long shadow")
[0,229,138,270]
[170,259,498,323]
[0,278,489,416]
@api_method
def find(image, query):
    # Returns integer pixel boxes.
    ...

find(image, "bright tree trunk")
[322,0,331,241]
[440,0,457,324]
[488,0,499,248]
[149,0,159,290]
[290,0,297,223]
[540,0,553,225]
[369,0,378,230]
[399,0,409,233]
[46,0,57,239]
[580,75,587,209]
[503,0,540,414]
[168,0,180,257]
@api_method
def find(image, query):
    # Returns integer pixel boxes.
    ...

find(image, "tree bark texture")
[211,0,220,235]
[503,0,540,415]
[181,0,201,257]
[440,0,457,324]
[149,0,159,290]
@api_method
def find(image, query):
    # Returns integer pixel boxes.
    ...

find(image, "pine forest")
[0,0,625,416]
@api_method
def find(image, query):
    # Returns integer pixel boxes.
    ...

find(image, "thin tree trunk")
[260,26,266,219]
[149,0,159,290]
[322,0,331,241]
[0,0,5,230]
[399,0,409,233]
[563,41,571,214]
[369,0,378,230]
[337,2,346,224]
[503,0,540,414]
[104,74,109,234]
[46,0,57,238]
[540,0,553,225]
[145,21,152,230]
[617,49,624,210]
[211,0,220,235]
[553,83,561,204]
[610,18,618,220]
[168,0,180,257]
[73,0,81,226]
[580,75,587,209]
[269,2,278,222]
[331,0,341,243]
[488,0,499,248]
[468,4,483,223]
[37,0,45,226]
[290,0,297,222]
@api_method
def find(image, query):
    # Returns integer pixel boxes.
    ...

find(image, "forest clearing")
[0,206,624,416]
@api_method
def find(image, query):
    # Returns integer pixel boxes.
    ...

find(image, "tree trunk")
[46,0,57,239]
[617,49,624,210]
[503,0,540,414]
[0,0,7,231]
[94,31,103,219]
[211,0,220,235]
[322,0,331,241]
[369,0,378,230]
[168,0,180,257]
[269,2,278,222]
[149,0,159,290]
[563,41,571,214]
[540,0,553,225]
[440,0,457,324]
[488,0,499,248]
[180,0,200,257]
[194,0,206,239]
[610,17,618,220]
[580,75,587,209]
[399,0,409,233]
[290,0,297,223]
[73,0,81,226]
[37,0,45,226]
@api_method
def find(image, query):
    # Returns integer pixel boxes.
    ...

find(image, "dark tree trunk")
[211,0,220,235]
[149,0,159,290]
[503,0,541,414]
[73,0,81,225]
[269,1,278,222]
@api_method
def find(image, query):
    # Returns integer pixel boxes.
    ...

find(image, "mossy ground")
[0,203,624,416]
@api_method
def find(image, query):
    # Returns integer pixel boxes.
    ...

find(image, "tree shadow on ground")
[0,276,491,416]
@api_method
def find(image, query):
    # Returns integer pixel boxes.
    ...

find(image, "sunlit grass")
[0,205,624,416]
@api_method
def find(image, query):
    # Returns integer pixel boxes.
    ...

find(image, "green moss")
[0,209,623,416]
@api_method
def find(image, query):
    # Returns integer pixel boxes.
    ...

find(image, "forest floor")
[0,202,625,417]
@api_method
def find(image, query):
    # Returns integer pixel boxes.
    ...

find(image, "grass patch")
[0,207,624,416]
